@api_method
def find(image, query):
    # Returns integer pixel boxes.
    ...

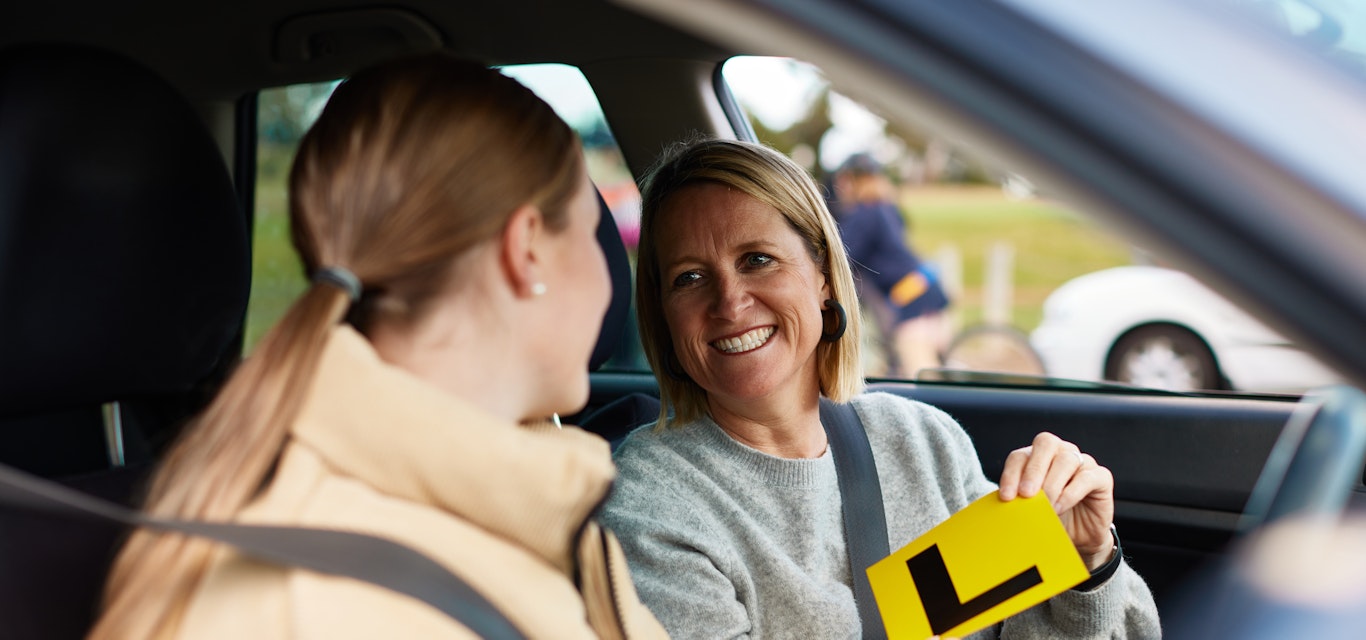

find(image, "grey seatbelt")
[0,463,526,640]
[819,398,890,640]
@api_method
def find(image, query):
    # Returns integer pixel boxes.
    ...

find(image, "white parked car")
[1031,266,1341,392]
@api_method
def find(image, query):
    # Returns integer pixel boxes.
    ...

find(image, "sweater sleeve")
[999,560,1161,639]
[601,446,752,640]
[920,400,1000,507]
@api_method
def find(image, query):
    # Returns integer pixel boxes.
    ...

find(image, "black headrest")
[0,45,250,417]
[590,186,632,371]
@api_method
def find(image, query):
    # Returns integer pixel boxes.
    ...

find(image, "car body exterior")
[1032,265,1342,392]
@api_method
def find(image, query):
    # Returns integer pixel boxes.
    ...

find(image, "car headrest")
[590,186,632,371]
[0,45,250,417]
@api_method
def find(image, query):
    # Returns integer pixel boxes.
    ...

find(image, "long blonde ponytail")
[90,285,350,638]
[89,53,583,638]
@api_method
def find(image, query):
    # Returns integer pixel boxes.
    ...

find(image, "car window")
[500,64,648,372]
[247,81,338,350]
[245,65,644,365]
[720,55,1342,395]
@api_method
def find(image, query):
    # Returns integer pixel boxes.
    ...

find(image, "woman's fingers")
[1053,453,1104,513]
[1040,446,1085,506]
[998,432,1075,501]
[1059,463,1117,563]
[997,445,1029,501]
[998,432,1117,562]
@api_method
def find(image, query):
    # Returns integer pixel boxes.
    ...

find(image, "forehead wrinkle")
[659,223,777,270]
[656,182,795,269]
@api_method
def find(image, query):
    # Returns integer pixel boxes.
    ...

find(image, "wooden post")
[984,241,1014,326]
[934,244,963,335]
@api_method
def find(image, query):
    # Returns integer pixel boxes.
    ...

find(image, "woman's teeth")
[712,327,776,354]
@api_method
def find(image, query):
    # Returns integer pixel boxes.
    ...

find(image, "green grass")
[244,169,1130,354]
[900,185,1133,332]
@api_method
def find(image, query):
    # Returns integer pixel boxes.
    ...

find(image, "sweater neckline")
[694,415,835,488]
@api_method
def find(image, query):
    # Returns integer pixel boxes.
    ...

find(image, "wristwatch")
[1073,524,1122,592]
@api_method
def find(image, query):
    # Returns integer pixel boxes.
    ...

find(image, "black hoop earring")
[821,298,847,343]
[663,350,692,383]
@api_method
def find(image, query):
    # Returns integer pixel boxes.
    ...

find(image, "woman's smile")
[711,326,776,354]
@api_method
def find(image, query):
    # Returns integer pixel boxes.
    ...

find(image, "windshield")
[996,0,1366,221]
[1242,0,1366,70]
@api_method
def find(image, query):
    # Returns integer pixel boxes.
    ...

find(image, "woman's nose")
[709,273,751,319]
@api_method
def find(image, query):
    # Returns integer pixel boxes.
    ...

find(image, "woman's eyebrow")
[661,239,784,270]
[734,240,781,253]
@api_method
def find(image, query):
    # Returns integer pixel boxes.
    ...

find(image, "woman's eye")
[672,271,701,288]
[745,253,774,268]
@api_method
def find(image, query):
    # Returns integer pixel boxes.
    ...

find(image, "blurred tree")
[256,82,339,183]
[747,87,832,180]
[740,76,993,186]
[258,82,338,145]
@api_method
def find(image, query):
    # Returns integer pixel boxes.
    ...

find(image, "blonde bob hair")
[635,138,863,428]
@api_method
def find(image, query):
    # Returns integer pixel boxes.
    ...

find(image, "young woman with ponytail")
[88,54,665,639]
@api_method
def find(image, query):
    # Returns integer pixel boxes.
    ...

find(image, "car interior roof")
[3,0,736,101]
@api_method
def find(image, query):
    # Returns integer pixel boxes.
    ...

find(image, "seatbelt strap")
[0,463,526,640]
[819,398,890,640]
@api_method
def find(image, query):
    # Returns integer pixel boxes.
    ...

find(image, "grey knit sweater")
[601,392,1161,639]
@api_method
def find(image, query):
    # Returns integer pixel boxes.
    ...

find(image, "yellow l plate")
[866,491,1090,639]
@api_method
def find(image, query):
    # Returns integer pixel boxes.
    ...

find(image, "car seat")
[580,391,661,448]
[590,186,633,372]
[579,186,663,447]
[0,44,250,639]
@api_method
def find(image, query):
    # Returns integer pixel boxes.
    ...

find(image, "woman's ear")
[500,203,546,298]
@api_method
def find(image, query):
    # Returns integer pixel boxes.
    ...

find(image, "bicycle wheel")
[943,324,1046,376]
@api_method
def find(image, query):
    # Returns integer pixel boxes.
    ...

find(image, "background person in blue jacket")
[831,152,950,377]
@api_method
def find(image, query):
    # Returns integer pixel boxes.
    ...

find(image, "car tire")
[1104,324,1221,391]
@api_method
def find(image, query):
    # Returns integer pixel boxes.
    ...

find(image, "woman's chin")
[541,376,590,421]
[706,378,788,406]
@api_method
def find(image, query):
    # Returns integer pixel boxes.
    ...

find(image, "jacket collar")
[289,326,616,573]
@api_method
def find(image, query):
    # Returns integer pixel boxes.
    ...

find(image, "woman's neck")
[368,287,532,426]
[707,394,827,459]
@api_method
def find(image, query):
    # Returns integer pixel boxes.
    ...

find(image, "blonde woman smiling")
[603,139,1159,639]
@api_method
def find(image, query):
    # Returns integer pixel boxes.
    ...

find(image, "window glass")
[720,56,1341,394]
[246,81,338,350]
[501,64,646,371]
[246,65,646,368]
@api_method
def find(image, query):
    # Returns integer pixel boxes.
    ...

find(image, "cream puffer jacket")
[170,327,666,639]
